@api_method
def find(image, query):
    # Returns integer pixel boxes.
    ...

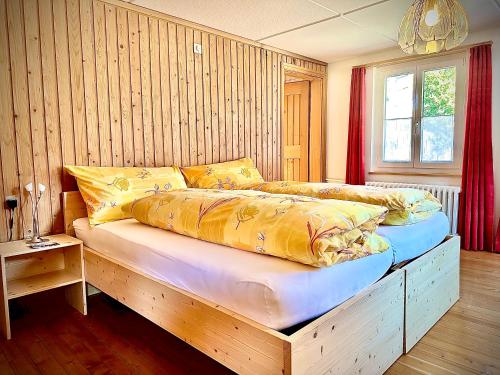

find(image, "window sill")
[369,170,461,177]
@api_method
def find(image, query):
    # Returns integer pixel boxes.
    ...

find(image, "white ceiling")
[128,0,500,62]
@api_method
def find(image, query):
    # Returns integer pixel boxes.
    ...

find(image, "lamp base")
[26,236,49,244]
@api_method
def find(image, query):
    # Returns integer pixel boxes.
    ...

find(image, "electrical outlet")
[193,43,202,54]
[5,196,17,209]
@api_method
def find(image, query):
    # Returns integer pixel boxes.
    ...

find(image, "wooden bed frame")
[62,191,459,374]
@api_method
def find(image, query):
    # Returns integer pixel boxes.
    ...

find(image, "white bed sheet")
[376,212,449,264]
[74,217,392,330]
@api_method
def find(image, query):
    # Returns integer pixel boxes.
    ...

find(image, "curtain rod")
[353,40,493,69]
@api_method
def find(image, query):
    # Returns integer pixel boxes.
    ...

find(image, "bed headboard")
[62,191,87,236]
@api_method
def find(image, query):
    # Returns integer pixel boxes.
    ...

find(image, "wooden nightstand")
[0,234,87,339]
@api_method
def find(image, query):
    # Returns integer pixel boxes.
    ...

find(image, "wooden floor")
[0,250,498,375]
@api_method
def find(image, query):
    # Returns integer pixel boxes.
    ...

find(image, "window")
[373,53,466,174]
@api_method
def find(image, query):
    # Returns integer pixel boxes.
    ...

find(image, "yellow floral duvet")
[128,189,389,267]
[239,181,442,225]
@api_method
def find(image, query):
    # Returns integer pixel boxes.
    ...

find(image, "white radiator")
[366,181,461,234]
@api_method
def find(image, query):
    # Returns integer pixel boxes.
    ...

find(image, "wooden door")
[283,81,310,181]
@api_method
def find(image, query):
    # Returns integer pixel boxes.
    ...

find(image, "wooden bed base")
[401,235,460,351]
[62,191,459,374]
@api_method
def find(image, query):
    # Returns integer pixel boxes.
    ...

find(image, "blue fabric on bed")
[376,212,450,264]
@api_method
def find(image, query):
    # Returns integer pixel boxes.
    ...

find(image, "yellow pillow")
[65,165,187,225]
[181,158,264,189]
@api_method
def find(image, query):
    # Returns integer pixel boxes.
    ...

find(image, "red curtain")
[345,67,366,185]
[458,44,495,251]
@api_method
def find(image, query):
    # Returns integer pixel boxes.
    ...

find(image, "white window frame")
[372,52,467,175]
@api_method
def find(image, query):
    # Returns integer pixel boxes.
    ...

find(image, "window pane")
[421,66,456,163]
[421,115,454,162]
[385,73,414,119]
[383,118,412,162]
[423,67,456,117]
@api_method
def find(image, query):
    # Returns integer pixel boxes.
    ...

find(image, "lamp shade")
[399,0,468,55]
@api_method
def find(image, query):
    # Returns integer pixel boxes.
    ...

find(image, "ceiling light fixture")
[398,0,469,55]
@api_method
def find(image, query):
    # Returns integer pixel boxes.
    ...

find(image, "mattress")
[376,212,449,264]
[74,218,392,330]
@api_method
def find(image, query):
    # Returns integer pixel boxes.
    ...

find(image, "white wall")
[326,26,500,231]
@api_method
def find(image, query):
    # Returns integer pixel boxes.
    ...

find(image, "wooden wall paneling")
[266,51,273,181]
[57,0,82,200]
[276,54,282,179]
[209,34,220,163]
[266,50,273,179]
[230,40,238,160]
[185,28,198,166]
[201,32,212,164]
[193,30,206,165]
[0,0,21,240]
[243,44,251,158]
[6,0,34,238]
[138,14,154,167]
[88,0,328,67]
[0,0,327,241]
[24,0,53,235]
[216,36,225,162]
[223,38,232,161]
[272,52,279,180]
[80,0,100,167]
[105,3,124,167]
[39,0,64,234]
[237,42,244,159]
[0,155,6,243]
[93,1,112,166]
[176,25,190,166]
[261,49,268,178]
[167,22,181,166]
[128,10,144,167]
[67,0,89,167]
[149,17,164,167]
[254,48,262,174]
[158,20,173,166]
[116,7,133,166]
[249,46,256,164]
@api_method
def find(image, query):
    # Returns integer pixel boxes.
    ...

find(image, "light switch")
[193,43,202,54]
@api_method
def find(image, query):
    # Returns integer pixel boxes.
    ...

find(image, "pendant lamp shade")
[399,0,469,55]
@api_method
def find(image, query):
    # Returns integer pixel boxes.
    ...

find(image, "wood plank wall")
[0,0,327,242]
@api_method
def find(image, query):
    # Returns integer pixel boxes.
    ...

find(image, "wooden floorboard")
[0,250,498,374]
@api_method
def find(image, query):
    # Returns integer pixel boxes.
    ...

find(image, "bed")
[376,211,450,264]
[74,217,393,330]
[63,191,459,374]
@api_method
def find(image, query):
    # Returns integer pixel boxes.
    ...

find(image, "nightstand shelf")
[7,269,82,300]
[0,234,87,339]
